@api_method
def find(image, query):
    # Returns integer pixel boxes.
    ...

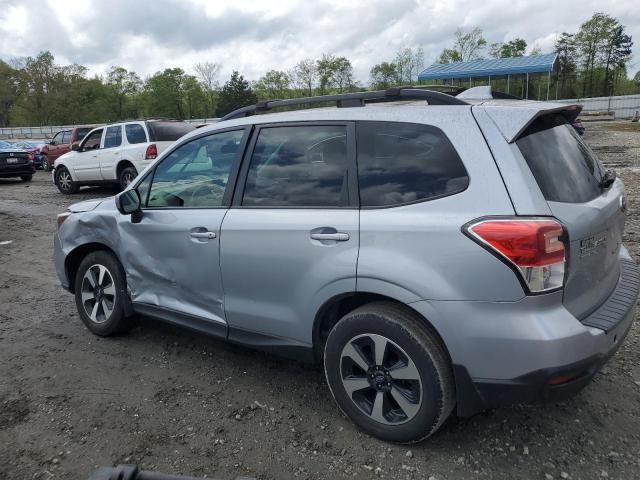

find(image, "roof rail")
[220,87,469,121]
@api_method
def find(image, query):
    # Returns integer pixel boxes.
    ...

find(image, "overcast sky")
[0,0,638,84]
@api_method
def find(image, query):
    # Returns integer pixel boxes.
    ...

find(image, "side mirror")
[49,140,55,145]
[116,189,143,223]
[71,143,80,152]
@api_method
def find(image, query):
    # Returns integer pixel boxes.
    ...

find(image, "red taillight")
[470,220,564,267]
[145,144,158,160]
[466,218,566,293]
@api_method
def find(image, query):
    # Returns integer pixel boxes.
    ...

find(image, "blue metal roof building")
[418,53,558,99]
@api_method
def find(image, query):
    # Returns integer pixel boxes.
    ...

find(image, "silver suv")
[53,87,639,443]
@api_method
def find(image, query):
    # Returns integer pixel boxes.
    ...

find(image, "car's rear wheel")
[119,166,138,191]
[74,250,133,336]
[20,175,32,182]
[55,166,78,194]
[324,302,455,443]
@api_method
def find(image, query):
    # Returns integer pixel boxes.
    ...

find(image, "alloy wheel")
[80,264,116,324]
[340,333,422,425]
[57,170,72,192]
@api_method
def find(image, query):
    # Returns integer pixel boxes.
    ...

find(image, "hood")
[55,150,79,165]
[68,198,106,213]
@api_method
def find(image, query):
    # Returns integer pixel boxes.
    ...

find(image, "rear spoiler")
[480,103,583,143]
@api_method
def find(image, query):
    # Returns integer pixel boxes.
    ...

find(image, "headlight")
[57,212,71,229]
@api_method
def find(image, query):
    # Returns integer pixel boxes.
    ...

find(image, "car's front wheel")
[74,250,133,336]
[20,175,33,182]
[42,155,49,171]
[55,166,78,194]
[324,302,455,443]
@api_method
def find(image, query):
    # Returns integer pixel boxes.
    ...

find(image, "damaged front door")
[117,128,249,335]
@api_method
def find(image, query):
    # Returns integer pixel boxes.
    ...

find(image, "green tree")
[437,49,461,64]
[576,13,617,97]
[106,66,142,119]
[143,68,192,119]
[0,60,16,127]
[437,28,486,64]
[194,61,221,117]
[370,62,399,89]
[215,71,257,117]
[601,25,633,96]
[555,33,578,98]
[331,57,354,93]
[293,59,317,96]
[317,53,337,95]
[489,38,527,58]
[254,69,291,99]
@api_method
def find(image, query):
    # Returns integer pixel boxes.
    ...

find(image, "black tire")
[42,155,49,172]
[324,302,455,443]
[118,166,138,191]
[73,250,133,337]
[55,166,78,194]
[20,175,33,182]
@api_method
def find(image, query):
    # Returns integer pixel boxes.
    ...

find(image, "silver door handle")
[190,231,216,239]
[310,232,349,241]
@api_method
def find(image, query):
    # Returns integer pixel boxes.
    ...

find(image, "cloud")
[0,0,638,83]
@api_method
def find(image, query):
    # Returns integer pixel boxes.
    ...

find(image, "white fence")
[0,118,219,140]
[555,94,640,119]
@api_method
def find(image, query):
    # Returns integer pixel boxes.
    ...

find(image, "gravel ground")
[1,121,639,480]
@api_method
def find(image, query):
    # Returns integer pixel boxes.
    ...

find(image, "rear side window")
[356,121,469,207]
[242,125,350,207]
[147,121,196,141]
[125,124,147,144]
[516,114,604,203]
[104,125,122,148]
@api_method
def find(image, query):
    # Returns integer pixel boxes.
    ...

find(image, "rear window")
[146,121,196,141]
[356,121,469,207]
[516,114,605,203]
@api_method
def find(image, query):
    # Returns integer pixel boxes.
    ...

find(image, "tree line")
[0,11,637,127]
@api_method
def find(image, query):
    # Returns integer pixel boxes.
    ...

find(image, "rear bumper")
[0,163,35,177]
[410,248,639,417]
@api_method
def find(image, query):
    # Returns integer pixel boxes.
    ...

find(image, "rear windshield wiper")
[599,169,617,189]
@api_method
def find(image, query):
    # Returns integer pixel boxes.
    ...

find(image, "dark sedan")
[0,140,35,182]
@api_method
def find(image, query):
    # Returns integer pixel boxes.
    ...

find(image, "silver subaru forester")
[54,87,639,443]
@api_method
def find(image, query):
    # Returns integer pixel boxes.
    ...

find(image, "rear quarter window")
[516,114,605,203]
[147,121,196,142]
[356,121,469,207]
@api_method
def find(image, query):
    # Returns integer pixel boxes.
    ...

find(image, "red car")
[41,126,95,171]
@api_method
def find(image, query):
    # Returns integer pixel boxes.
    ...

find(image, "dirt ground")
[1,121,639,480]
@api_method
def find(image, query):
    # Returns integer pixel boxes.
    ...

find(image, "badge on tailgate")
[580,231,607,257]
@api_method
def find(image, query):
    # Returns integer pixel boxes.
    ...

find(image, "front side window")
[82,129,103,151]
[146,129,244,208]
[242,125,350,207]
[61,131,71,145]
[104,125,122,148]
[125,124,147,144]
[51,132,63,145]
[356,121,469,207]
